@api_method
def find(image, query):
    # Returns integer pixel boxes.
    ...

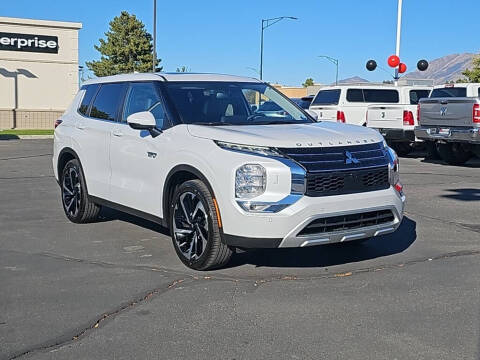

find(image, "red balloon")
[398,63,407,73]
[388,55,400,68]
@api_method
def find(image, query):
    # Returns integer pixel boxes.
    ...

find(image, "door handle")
[112,130,123,137]
[75,123,86,130]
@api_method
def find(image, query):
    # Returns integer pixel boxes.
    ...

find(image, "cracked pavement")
[0,139,479,359]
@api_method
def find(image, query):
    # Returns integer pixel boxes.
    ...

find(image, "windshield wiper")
[197,122,233,126]
[246,113,268,121]
[254,120,298,125]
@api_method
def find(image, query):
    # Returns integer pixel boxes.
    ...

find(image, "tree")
[302,78,314,87]
[461,54,480,82]
[176,66,190,73]
[86,11,162,76]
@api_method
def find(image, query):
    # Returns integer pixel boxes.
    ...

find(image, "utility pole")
[153,0,157,72]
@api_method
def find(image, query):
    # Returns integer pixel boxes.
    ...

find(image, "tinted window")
[346,89,364,102]
[363,89,399,103]
[409,90,430,104]
[312,89,341,105]
[430,87,467,98]
[78,84,98,116]
[291,97,313,109]
[123,82,165,127]
[90,83,126,121]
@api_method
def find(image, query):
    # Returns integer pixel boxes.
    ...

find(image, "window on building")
[90,83,126,121]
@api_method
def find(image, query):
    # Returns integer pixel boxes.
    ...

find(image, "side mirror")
[126,111,162,137]
[127,111,156,129]
[306,109,319,121]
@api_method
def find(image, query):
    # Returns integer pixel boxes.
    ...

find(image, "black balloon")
[417,59,428,71]
[366,60,377,71]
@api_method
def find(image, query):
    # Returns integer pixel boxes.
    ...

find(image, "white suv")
[53,73,405,270]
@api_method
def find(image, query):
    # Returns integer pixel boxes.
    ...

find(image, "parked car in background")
[415,83,480,165]
[291,95,314,109]
[366,86,432,155]
[53,73,404,270]
[309,84,406,126]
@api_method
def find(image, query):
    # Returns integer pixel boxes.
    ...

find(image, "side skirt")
[89,195,168,228]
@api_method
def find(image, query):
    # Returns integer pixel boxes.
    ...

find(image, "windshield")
[163,82,313,125]
[430,87,467,98]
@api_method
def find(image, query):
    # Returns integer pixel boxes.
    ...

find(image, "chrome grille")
[298,210,395,237]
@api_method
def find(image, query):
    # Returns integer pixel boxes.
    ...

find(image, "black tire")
[391,142,413,157]
[169,179,233,270]
[425,141,440,160]
[436,142,472,165]
[61,159,100,223]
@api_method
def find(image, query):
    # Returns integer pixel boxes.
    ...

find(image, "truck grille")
[278,143,390,197]
[298,210,395,237]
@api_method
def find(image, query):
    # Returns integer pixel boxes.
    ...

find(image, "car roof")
[317,84,431,91]
[433,83,480,89]
[82,72,262,86]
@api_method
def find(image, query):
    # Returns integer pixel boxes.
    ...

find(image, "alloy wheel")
[173,191,209,261]
[62,166,81,218]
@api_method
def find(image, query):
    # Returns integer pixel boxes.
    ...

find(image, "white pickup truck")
[415,83,480,165]
[309,84,430,134]
[366,86,432,155]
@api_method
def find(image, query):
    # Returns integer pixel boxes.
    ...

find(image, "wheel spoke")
[63,183,74,196]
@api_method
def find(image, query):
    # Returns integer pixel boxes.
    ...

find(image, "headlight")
[215,141,283,157]
[235,164,266,199]
[387,146,403,194]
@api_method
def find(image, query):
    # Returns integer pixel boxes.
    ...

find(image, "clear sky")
[1,0,478,86]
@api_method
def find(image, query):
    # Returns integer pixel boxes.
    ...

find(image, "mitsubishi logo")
[345,151,360,165]
[440,107,447,116]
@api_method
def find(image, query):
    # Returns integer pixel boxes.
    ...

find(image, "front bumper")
[415,126,480,144]
[374,128,415,142]
[222,187,405,249]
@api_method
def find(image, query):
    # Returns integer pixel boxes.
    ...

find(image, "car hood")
[187,122,384,148]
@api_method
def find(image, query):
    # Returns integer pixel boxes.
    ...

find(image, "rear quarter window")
[78,84,99,116]
[90,83,127,121]
[311,89,341,105]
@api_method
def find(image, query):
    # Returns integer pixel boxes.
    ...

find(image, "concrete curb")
[0,135,54,140]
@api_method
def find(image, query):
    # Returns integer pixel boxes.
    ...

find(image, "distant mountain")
[336,76,370,84]
[404,53,475,85]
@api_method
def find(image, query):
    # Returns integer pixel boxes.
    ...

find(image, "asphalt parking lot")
[1,139,479,360]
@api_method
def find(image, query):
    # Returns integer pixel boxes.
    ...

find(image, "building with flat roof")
[0,16,82,129]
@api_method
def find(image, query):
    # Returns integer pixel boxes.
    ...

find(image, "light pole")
[394,0,403,82]
[153,0,157,72]
[318,55,339,85]
[260,16,297,80]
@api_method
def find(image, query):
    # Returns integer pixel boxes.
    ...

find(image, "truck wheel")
[61,159,100,223]
[425,141,440,160]
[436,143,472,165]
[169,179,233,270]
[391,142,413,157]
